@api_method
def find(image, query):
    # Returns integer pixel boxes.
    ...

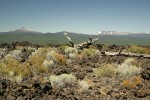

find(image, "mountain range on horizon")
[0,27,149,35]
[0,27,84,35]
[0,27,150,46]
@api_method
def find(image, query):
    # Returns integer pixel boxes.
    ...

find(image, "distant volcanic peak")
[15,27,33,32]
[97,30,145,35]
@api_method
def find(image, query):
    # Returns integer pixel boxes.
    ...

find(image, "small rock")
[113,88,119,93]
[111,92,120,99]
[141,70,150,80]
[42,82,52,94]
[1,79,7,89]
[16,96,24,100]
[7,94,16,100]
[134,89,149,98]
[111,92,118,97]
[32,81,41,89]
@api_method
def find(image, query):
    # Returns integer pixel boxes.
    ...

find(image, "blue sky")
[0,0,150,34]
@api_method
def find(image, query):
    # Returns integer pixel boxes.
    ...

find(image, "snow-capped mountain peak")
[15,27,33,32]
[97,30,145,35]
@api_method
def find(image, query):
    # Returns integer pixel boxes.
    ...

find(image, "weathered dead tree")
[101,51,150,59]
[64,32,150,58]
[64,32,99,49]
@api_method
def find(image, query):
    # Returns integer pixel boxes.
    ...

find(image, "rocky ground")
[0,42,150,100]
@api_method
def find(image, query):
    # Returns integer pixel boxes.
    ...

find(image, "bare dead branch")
[64,32,99,49]
[101,51,150,59]
[64,32,74,47]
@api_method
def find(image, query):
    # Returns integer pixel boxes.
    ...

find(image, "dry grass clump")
[0,47,51,83]
[78,79,93,92]
[93,63,115,77]
[1,57,19,75]
[126,45,150,54]
[99,85,112,95]
[0,47,53,83]
[29,57,47,73]
[49,73,76,87]
[0,57,31,83]
[116,58,141,77]
[54,53,66,63]
[122,76,142,89]
[28,48,50,74]
[45,50,66,64]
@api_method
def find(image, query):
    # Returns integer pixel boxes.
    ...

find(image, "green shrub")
[126,45,150,54]
[93,63,115,77]
[83,48,95,56]
[83,48,100,57]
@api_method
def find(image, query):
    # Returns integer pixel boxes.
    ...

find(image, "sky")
[0,0,150,34]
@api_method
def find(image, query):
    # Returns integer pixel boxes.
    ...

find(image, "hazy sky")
[0,0,150,34]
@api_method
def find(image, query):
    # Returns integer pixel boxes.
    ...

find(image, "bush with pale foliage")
[64,47,78,59]
[43,60,54,68]
[115,58,141,77]
[49,73,76,87]
[46,50,56,61]
[64,47,78,54]
[5,50,22,61]
[78,79,94,92]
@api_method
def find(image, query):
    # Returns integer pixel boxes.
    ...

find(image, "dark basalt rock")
[133,89,150,98]
[32,81,41,89]
[1,79,8,89]
[42,82,52,94]
[141,68,150,80]
[96,44,104,50]
[19,48,33,62]
[0,43,11,48]
[13,41,31,46]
